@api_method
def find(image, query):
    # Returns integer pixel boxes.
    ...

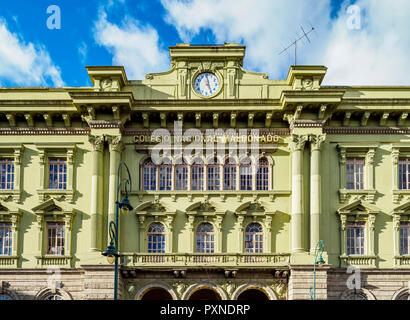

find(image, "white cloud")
[78,41,87,64]
[93,10,169,80]
[0,18,64,87]
[161,0,410,85]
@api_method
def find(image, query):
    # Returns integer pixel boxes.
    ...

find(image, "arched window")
[256,158,269,191]
[191,159,204,191]
[147,223,166,253]
[223,158,236,190]
[175,160,188,191]
[207,158,220,191]
[142,159,156,191]
[196,223,214,253]
[245,223,263,253]
[240,159,252,190]
[159,164,172,191]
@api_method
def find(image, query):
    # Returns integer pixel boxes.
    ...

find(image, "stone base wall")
[120,269,289,300]
[0,265,115,300]
[288,265,328,300]
[289,265,410,300]
[1,265,409,300]
[327,268,410,300]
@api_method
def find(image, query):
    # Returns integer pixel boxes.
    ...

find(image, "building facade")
[0,43,409,300]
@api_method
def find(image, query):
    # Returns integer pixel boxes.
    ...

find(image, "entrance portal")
[237,289,269,300]
[141,288,173,300]
[188,288,221,300]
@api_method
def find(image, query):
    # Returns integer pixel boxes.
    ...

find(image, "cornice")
[0,128,90,135]
[324,127,410,135]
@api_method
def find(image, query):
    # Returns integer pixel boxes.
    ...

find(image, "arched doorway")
[189,289,221,300]
[237,289,269,300]
[141,288,173,300]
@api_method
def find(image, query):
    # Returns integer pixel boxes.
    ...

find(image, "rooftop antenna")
[279,25,315,65]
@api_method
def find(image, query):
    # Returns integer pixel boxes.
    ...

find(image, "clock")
[194,72,220,97]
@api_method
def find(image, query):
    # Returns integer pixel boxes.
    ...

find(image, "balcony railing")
[340,255,377,268]
[120,253,291,267]
[35,255,72,267]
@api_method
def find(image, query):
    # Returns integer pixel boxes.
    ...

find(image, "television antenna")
[279,26,315,65]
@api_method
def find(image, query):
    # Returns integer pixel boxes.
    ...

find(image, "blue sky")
[0,0,409,87]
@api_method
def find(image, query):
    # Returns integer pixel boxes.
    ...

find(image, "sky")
[0,0,409,87]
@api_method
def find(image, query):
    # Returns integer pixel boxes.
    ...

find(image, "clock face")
[194,72,220,97]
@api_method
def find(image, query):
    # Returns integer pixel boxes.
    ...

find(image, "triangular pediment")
[337,199,380,215]
[392,200,410,215]
[0,201,20,215]
[32,199,71,214]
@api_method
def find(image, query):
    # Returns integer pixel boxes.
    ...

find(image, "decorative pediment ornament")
[337,199,380,216]
[134,200,173,215]
[391,200,410,215]
[185,199,224,215]
[391,201,410,231]
[32,199,75,226]
[0,201,22,224]
[337,199,380,230]
[234,200,277,216]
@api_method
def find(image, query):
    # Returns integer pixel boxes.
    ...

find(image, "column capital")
[107,135,124,152]
[89,135,105,152]
[310,134,326,151]
[290,134,309,152]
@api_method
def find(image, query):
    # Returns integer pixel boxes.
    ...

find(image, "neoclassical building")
[0,43,409,300]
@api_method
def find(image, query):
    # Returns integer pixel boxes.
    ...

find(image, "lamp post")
[102,161,133,300]
[310,240,325,300]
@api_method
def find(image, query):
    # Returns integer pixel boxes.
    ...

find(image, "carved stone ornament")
[310,134,326,151]
[301,77,313,90]
[100,78,113,91]
[89,135,104,152]
[290,134,308,151]
[108,136,124,152]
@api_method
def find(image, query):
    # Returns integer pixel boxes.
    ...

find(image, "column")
[187,215,195,252]
[237,215,244,252]
[264,215,273,253]
[214,214,224,253]
[107,136,123,248]
[393,214,401,263]
[165,215,175,253]
[290,134,308,253]
[340,214,347,256]
[138,215,146,252]
[89,135,104,251]
[310,134,325,252]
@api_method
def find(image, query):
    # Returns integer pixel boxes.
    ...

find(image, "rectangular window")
[0,159,14,190]
[240,165,252,190]
[143,165,156,190]
[207,165,220,191]
[191,165,204,191]
[175,165,188,191]
[400,222,410,256]
[0,223,12,256]
[346,222,365,255]
[159,166,172,191]
[346,158,364,190]
[46,222,65,255]
[48,158,67,190]
[223,165,236,190]
[399,158,410,190]
[256,164,269,191]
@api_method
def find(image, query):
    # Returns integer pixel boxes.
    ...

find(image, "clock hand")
[205,75,211,91]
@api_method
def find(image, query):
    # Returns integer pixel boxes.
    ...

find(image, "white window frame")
[36,143,76,203]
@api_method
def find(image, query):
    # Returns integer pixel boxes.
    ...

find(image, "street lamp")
[310,240,325,300]
[102,161,133,300]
